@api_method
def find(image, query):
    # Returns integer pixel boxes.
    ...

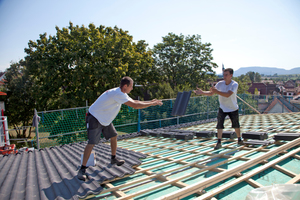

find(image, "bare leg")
[217,129,223,139]
[110,135,125,166]
[235,128,241,138]
[82,144,95,166]
[110,136,117,156]
[214,129,223,149]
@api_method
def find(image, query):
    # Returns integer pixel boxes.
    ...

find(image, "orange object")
[0,144,18,155]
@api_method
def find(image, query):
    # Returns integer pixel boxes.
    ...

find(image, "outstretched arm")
[124,99,163,109]
[193,87,214,96]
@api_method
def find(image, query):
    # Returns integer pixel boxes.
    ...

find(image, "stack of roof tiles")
[0,141,147,200]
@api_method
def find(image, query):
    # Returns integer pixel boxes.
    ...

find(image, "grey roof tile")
[171,91,192,116]
[0,141,146,200]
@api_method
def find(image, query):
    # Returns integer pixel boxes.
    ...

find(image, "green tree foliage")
[1,61,35,142]
[255,72,261,82]
[246,71,261,82]
[24,22,155,111]
[149,82,175,100]
[148,82,198,100]
[153,33,217,90]
[233,74,251,94]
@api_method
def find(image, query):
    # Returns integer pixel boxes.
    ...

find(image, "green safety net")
[35,94,261,148]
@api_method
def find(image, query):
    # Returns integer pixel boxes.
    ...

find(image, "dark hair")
[224,68,234,75]
[120,76,133,88]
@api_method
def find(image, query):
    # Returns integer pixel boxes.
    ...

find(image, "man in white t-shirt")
[194,68,243,150]
[78,76,163,181]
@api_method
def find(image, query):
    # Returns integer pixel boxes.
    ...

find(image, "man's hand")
[193,87,204,95]
[210,86,218,93]
[152,99,163,106]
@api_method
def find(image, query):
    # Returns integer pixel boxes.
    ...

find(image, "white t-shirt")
[215,80,239,112]
[89,87,133,126]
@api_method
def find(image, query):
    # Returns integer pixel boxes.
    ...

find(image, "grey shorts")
[216,108,240,129]
[86,112,118,144]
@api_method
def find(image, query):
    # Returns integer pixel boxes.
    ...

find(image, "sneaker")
[111,157,125,166]
[77,168,87,181]
[214,142,222,150]
[237,140,244,145]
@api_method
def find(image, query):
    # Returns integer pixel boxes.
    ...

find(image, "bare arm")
[211,86,233,98]
[193,88,214,96]
[124,99,163,109]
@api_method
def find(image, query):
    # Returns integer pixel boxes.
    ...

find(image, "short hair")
[120,76,133,88]
[224,68,234,75]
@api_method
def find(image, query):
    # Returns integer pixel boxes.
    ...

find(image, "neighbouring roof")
[263,97,300,114]
[248,83,267,95]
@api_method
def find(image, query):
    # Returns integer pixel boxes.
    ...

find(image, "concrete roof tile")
[0,141,146,199]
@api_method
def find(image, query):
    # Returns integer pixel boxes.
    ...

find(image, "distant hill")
[233,67,300,77]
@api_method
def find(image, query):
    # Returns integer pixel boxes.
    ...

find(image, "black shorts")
[216,108,240,129]
[86,112,118,144]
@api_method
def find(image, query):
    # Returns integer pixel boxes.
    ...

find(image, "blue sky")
[0,0,299,74]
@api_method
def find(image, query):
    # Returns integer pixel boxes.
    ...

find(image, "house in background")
[263,96,300,114]
[248,82,268,95]
[248,80,299,96]
[283,80,297,96]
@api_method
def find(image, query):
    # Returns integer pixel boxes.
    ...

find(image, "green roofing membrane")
[252,167,292,186]
[89,112,300,200]
[207,180,255,200]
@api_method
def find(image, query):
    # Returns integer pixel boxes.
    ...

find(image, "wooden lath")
[98,142,243,195]
[99,139,299,199]
[157,137,300,200]
[113,145,269,199]
[194,146,300,200]
[92,112,300,200]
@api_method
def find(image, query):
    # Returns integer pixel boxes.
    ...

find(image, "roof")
[248,83,267,95]
[263,96,300,114]
[277,96,300,112]
[101,112,300,200]
[284,80,295,87]
[1,112,300,199]
[0,141,146,200]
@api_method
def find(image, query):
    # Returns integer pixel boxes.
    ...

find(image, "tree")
[255,72,261,82]
[153,33,217,90]
[233,74,251,94]
[1,61,36,144]
[246,71,255,82]
[24,22,156,111]
[148,82,175,100]
[245,71,261,82]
